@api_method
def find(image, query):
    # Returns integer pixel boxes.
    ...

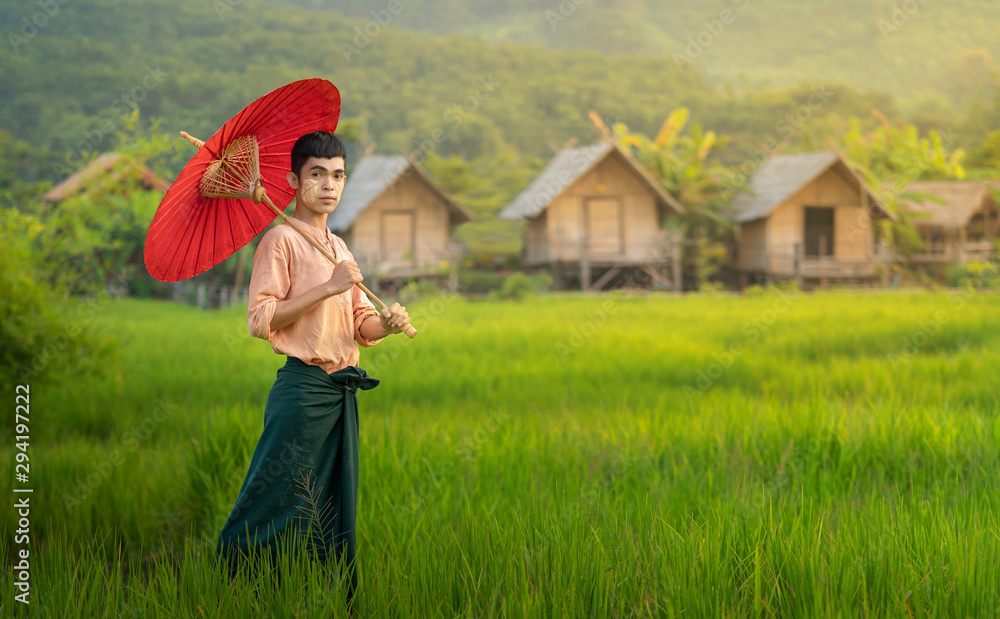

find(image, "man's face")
[287,156,346,216]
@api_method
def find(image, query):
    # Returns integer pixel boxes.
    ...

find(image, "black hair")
[290,131,347,178]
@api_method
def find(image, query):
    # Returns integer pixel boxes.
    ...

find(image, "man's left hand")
[379,302,410,335]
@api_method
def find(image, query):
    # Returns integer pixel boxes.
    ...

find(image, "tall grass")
[2,290,999,616]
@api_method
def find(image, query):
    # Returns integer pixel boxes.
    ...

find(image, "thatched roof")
[43,152,170,202]
[498,141,683,221]
[327,155,474,232]
[730,150,891,223]
[899,181,997,230]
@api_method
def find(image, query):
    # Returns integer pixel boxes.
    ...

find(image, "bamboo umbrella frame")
[180,131,417,338]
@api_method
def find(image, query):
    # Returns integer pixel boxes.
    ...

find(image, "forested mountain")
[3,0,1000,198]
[279,0,1000,103]
[4,0,979,177]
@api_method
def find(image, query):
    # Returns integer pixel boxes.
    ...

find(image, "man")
[216,131,409,604]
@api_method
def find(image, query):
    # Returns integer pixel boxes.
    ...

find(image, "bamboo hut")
[43,152,169,204]
[499,141,684,291]
[730,150,892,286]
[328,155,474,282]
[898,181,998,263]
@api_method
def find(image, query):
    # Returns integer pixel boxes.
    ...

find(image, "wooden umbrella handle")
[259,194,418,339]
[179,131,204,149]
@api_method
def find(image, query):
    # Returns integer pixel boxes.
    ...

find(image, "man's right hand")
[326,260,363,297]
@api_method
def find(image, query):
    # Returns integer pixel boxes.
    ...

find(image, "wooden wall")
[736,218,768,272]
[343,172,452,273]
[524,214,549,265]
[527,152,665,266]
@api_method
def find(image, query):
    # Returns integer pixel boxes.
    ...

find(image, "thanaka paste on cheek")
[300,178,319,202]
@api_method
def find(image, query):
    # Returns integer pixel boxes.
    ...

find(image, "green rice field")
[2,289,1000,617]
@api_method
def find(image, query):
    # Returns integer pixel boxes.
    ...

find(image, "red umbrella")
[145,78,416,338]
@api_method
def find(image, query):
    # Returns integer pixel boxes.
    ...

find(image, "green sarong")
[216,357,378,596]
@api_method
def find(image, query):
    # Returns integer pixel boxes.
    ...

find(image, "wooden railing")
[882,241,995,264]
[797,257,876,278]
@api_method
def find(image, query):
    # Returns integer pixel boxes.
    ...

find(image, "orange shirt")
[247,220,382,373]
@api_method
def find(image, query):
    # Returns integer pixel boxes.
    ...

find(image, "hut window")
[381,210,416,266]
[584,197,624,255]
[804,206,834,257]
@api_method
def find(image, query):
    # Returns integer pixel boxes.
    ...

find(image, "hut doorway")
[381,210,416,267]
[804,206,835,257]
[584,197,624,255]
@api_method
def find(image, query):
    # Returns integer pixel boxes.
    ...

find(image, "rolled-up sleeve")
[352,285,383,347]
[334,238,383,348]
[247,234,290,341]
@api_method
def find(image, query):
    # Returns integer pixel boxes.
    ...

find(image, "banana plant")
[840,110,966,259]
[612,108,741,230]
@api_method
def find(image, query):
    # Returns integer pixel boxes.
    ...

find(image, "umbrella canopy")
[144,78,340,282]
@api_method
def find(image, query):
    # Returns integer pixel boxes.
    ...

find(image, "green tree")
[0,208,117,394]
[842,111,965,182]
[0,129,48,210]
[34,112,183,295]
[966,129,1000,171]
[944,49,998,105]
[422,147,542,267]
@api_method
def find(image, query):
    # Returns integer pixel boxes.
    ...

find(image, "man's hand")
[269,260,362,332]
[326,260,363,297]
[379,302,410,335]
